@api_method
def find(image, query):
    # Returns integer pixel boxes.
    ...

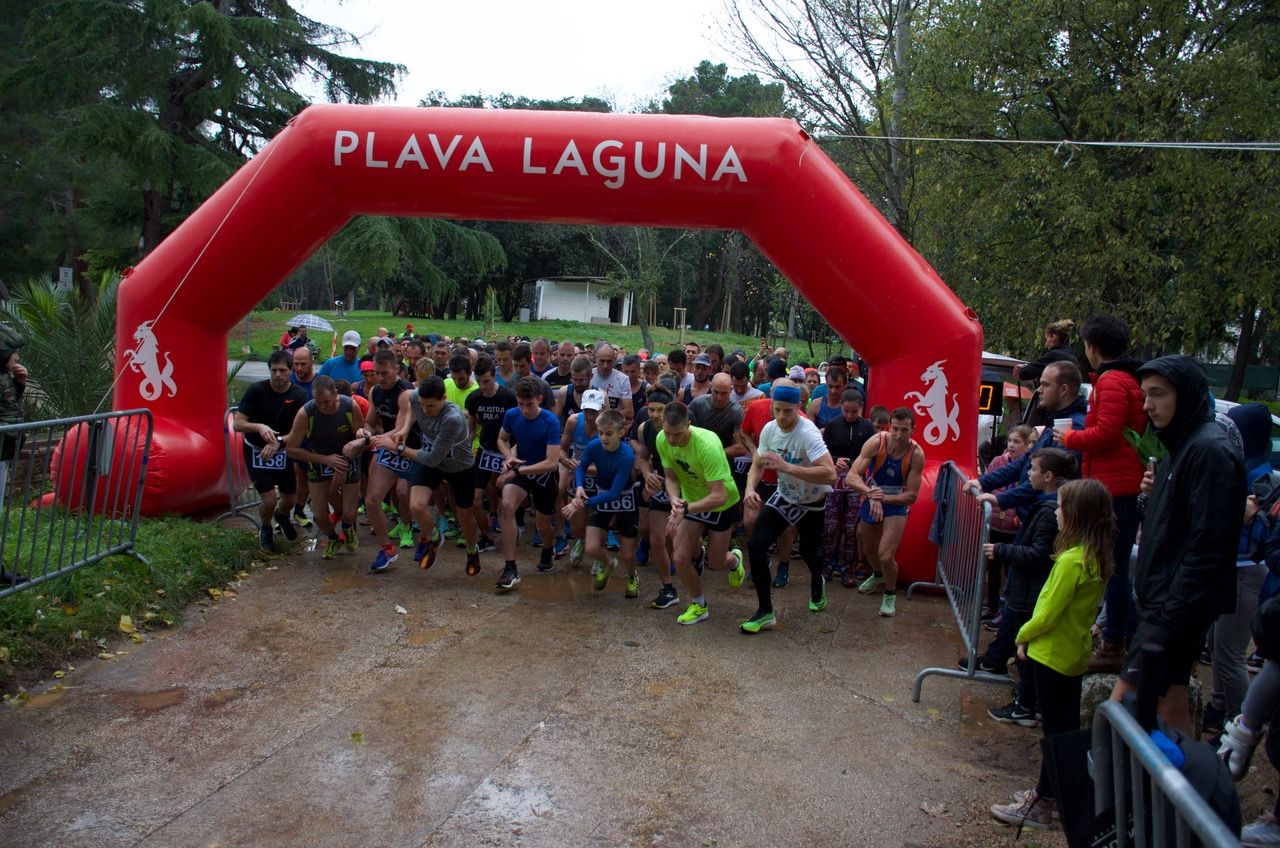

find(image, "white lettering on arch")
[635,141,667,179]
[365,131,388,168]
[459,137,493,172]
[593,140,625,189]
[553,140,588,176]
[333,130,359,166]
[395,134,428,169]
[712,146,747,183]
[673,144,706,179]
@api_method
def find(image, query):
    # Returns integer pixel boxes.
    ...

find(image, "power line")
[817,133,1280,153]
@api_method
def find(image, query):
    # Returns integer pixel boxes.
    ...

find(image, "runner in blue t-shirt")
[495,377,562,591]
[563,409,641,599]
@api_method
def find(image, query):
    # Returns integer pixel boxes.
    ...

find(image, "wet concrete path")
[1,537,1046,847]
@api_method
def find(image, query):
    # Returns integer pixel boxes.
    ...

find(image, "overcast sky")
[293,0,747,110]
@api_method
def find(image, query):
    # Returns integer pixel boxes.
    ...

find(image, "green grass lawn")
[229,310,838,363]
[0,516,259,697]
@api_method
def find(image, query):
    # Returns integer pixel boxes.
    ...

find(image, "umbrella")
[285,314,333,332]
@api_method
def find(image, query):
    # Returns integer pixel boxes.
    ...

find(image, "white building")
[523,277,632,325]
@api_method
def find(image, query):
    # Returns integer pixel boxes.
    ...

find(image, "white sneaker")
[1244,813,1280,847]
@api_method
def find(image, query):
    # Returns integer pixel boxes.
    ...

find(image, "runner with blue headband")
[740,378,838,633]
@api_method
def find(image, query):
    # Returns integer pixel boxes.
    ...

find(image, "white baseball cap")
[342,330,361,348]
[581,389,606,411]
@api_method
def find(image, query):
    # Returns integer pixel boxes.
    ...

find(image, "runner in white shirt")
[590,343,634,423]
[739,378,837,634]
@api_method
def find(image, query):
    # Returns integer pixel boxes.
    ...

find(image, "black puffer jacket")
[1133,355,1245,630]
[995,493,1059,613]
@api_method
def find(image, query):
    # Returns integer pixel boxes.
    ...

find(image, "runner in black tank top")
[362,352,418,571]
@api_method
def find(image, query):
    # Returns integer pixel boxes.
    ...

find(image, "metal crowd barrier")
[0,409,152,599]
[218,405,262,528]
[910,460,1010,701]
[1092,699,1240,847]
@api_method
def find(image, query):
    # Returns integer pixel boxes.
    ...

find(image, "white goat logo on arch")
[904,359,959,446]
[122,320,177,401]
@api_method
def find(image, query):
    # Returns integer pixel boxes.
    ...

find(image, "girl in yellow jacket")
[990,478,1115,831]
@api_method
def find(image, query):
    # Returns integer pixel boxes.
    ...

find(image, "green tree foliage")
[657,61,788,117]
[907,0,1279,376]
[0,0,402,286]
[0,274,118,419]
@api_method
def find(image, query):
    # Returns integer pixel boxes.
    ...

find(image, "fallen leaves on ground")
[118,615,136,634]
[394,605,408,615]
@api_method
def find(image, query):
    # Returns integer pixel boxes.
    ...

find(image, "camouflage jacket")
[0,368,23,427]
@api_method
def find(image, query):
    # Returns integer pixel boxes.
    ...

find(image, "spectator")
[0,323,27,586]
[1109,356,1246,733]
[985,424,1035,616]
[821,387,876,586]
[1057,314,1148,673]
[1202,403,1278,739]
[1014,318,1080,385]
[279,326,298,349]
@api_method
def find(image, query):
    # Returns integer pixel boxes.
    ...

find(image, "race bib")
[648,487,670,505]
[317,463,335,479]
[765,488,822,526]
[522,471,553,487]
[686,509,724,526]
[375,447,415,475]
[584,477,637,513]
[731,454,752,475]
[249,445,286,471]
[477,449,506,474]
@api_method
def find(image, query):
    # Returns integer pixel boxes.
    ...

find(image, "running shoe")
[344,530,359,553]
[650,585,680,609]
[370,545,397,573]
[606,530,620,551]
[537,551,554,572]
[987,701,1038,727]
[465,551,481,576]
[809,589,827,613]
[727,548,745,588]
[740,610,777,634]
[635,538,650,565]
[496,564,520,592]
[322,537,342,560]
[858,573,885,594]
[293,506,314,528]
[878,594,896,617]
[531,532,543,548]
[488,514,500,534]
[983,613,1003,632]
[594,557,615,591]
[274,511,298,542]
[258,525,276,552]
[990,789,1057,830]
[772,562,790,589]
[398,524,414,549]
[413,536,438,570]
[358,502,367,516]
[435,514,450,539]
[958,657,1008,675]
[625,574,639,598]
[444,523,461,541]
[676,602,709,625]
[476,535,497,553]
[455,535,467,549]
[553,535,569,558]
[569,538,585,568]
[840,571,859,590]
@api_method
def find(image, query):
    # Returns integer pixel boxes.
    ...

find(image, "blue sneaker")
[606,530,620,551]
[435,515,449,539]
[532,532,543,548]
[553,535,569,558]
[370,545,398,573]
[412,536,439,570]
[635,538,650,565]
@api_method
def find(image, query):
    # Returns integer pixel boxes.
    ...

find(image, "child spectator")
[984,425,1035,618]
[972,448,1074,728]
[990,477,1114,831]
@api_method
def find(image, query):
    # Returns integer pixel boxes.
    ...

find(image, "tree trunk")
[1226,301,1258,401]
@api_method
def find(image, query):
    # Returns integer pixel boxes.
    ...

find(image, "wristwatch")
[396,443,405,455]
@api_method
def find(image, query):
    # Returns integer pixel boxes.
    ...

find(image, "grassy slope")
[229,310,832,363]
[0,517,259,697]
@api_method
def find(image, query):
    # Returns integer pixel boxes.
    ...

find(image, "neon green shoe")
[858,573,885,594]
[625,573,639,599]
[809,590,827,613]
[345,532,359,553]
[740,611,777,634]
[676,602,709,625]
[727,548,745,588]
[593,557,615,591]
[322,538,342,560]
[398,524,414,549]
[879,593,897,617]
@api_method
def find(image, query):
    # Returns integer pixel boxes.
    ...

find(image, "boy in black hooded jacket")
[1110,355,1245,733]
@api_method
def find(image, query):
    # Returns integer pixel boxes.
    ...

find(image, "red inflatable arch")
[73,105,983,583]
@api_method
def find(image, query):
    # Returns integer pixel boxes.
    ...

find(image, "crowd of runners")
[234,328,923,632]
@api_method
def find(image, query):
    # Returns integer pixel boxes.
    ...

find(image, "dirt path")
[1,534,1080,847]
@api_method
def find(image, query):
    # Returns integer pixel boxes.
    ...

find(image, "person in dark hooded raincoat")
[1109,355,1246,732]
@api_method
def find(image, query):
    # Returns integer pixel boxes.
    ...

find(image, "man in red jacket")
[1055,314,1148,671]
